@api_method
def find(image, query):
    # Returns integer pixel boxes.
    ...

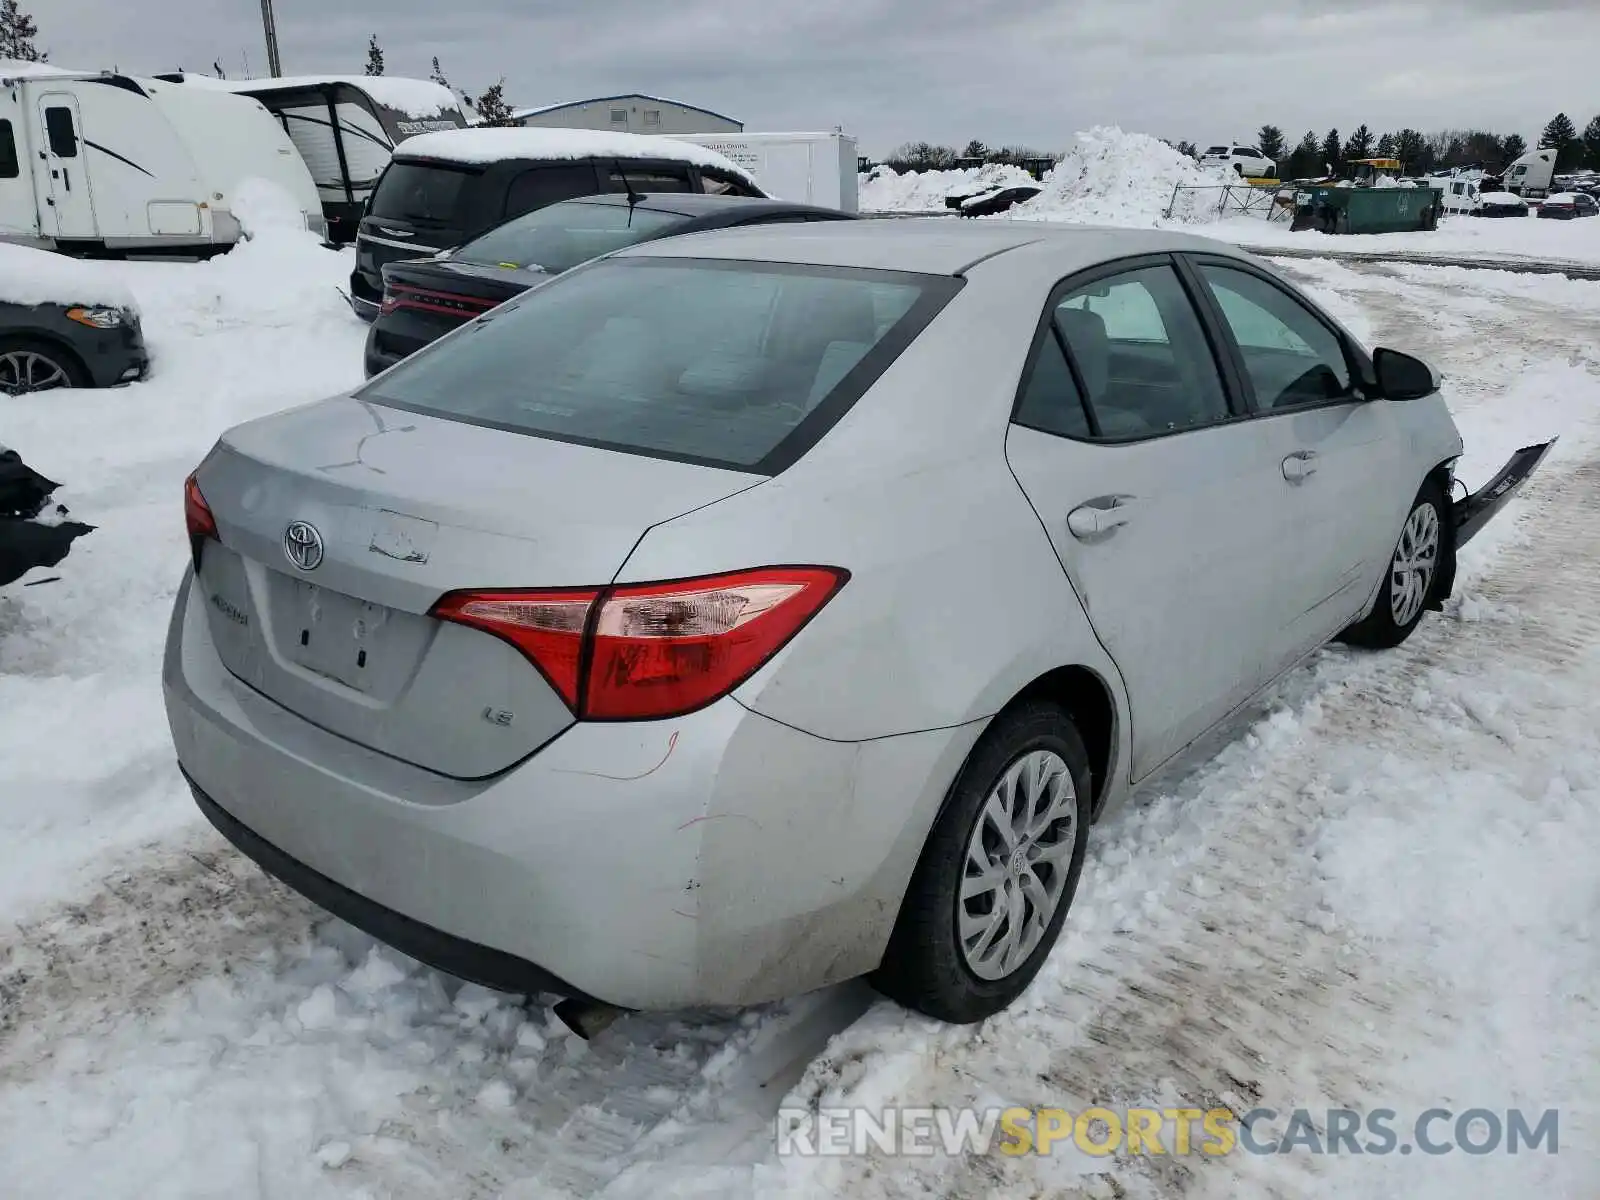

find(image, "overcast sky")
[35,0,1600,155]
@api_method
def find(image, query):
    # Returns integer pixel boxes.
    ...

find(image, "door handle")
[1067,494,1138,540]
[62,167,71,192]
[1282,450,1319,482]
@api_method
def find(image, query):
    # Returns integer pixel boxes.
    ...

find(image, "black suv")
[348,130,767,320]
[364,192,855,376]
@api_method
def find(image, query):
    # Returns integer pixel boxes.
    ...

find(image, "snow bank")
[0,244,136,309]
[398,127,758,187]
[858,161,1038,213]
[859,128,1232,223]
[1011,126,1231,225]
[0,57,77,80]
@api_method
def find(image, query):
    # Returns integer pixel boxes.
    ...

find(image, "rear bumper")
[186,769,592,999]
[164,568,977,1009]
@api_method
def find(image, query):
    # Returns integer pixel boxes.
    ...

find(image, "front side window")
[701,168,763,197]
[605,166,693,193]
[1196,263,1355,410]
[44,106,78,158]
[457,200,687,272]
[1054,265,1231,438]
[360,259,954,471]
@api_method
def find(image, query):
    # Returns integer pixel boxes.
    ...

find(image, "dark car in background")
[1536,192,1599,220]
[348,128,768,321]
[364,192,855,376]
[1,299,147,395]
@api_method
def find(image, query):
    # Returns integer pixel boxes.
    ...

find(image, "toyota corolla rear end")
[164,248,966,1010]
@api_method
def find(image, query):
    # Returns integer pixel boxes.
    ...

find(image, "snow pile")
[0,244,136,309]
[232,177,315,238]
[858,161,1038,213]
[399,128,759,188]
[1011,125,1230,225]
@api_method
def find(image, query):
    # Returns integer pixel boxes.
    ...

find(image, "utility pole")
[259,0,282,76]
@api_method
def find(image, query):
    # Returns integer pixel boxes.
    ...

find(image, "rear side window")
[1055,265,1231,438]
[370,161,474,225]
[44,107,78,157]
[360,258,957,472]
[0,120,17,178]
[1014,329,1091,439]
[606,166,693,193]
[503,164,600,218]
[701,169,763,197]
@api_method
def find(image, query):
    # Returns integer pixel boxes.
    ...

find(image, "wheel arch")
[993,663,1120,818]
[0,330,92,387]
[1426,458,1457,609]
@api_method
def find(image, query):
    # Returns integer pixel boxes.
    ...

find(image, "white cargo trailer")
[0,62,323,254]
[675,131,859,212]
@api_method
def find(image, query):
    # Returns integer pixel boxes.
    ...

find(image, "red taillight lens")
[184,473,218,543]
[430,588,598,709]
[431,567,847,720]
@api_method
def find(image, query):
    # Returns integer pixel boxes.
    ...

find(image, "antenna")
[259,0,282,76]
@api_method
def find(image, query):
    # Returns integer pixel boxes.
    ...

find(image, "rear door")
[36,95,98,239]
[1182,254,1402,657]
[1004,257,1290,780]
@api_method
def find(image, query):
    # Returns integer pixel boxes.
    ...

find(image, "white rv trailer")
[674,131,860,212]
[157,75,468,243]
[0,61,322,254]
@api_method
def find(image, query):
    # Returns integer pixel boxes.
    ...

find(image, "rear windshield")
[359,257,959,472]
[454,201,689,273]
[370,161,476,226]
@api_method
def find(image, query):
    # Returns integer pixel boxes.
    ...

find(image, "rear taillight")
[184,472,218,543]
[432,567,848,720]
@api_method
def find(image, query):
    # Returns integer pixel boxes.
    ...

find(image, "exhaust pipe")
[553,997,627,1040]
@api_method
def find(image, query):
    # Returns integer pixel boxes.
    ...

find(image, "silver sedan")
[164,221,1549,1026]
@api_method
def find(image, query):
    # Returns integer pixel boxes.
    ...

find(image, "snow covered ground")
[860,127,1600,269]
[1,229,1597,1198]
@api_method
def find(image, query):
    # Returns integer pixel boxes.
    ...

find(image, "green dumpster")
[1291,185,1444,234]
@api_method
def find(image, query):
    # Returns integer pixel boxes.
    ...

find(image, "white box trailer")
[155,75,468,243]
[674,131,859,212]
[0,62,323,254]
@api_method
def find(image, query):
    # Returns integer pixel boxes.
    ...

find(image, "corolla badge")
[283,520,325,571]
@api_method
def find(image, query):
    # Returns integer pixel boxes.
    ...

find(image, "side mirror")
[1372,347,1440,401]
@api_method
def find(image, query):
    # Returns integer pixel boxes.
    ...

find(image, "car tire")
[1339,479,1446,650]
[0,337,88,395]
[871,701,1092,1024]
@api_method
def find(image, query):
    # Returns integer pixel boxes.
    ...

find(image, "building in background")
[510,95,742,136]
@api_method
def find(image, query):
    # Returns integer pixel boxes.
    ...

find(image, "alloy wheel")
[1390,501,1440,627]
[957,749,1079,981]
[0,350,71,395]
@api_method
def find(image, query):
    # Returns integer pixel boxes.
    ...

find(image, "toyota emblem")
[283,521,325,571]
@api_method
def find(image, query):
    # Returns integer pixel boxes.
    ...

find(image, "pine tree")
[961,139,989,161]
[1581,117,1600,171]
[1539,113,1579,170]
[472,79,515,127]
[364,35,384,77]
[0,0,46,61]
[1375,132,1396,157]
[1393,129,1428,173]
[1342,124,1374,161]
[1321,129,1342,174]
[1287,130,1321,179]
[1256,125,1285,165]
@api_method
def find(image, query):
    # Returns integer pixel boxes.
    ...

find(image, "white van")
[0,61,323,254]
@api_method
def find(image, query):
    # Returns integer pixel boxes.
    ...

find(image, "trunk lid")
[193,395,762,778]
